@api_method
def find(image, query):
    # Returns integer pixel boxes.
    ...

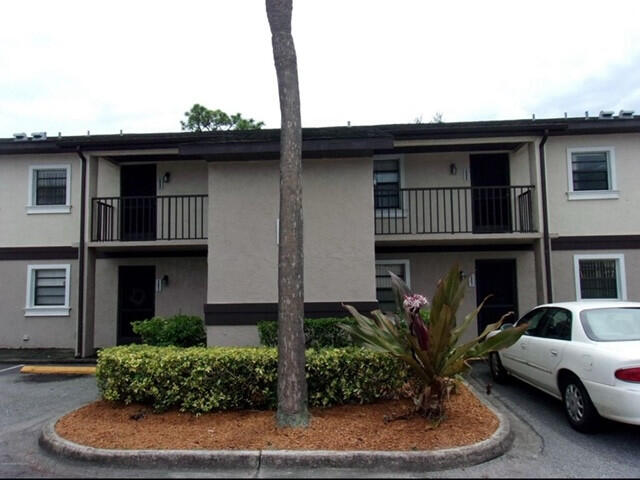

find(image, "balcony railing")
[375,186,535,235]
[91,195,208,241]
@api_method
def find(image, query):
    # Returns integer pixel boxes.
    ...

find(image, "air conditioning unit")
[31,131,47,141]
[12,133,28,142]
[599,110,615,119]
[619,110,635,119]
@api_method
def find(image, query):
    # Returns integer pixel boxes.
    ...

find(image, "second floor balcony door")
[470,153,512,233]
[121,164,157,241]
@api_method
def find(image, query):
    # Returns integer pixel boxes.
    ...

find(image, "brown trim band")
[0,247,78,260]
[375,243,534,254]
[551,235,640,251]
[204,301,379,326]
[95,249,207,259]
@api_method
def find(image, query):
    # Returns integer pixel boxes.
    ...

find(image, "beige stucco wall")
[376,250,538,342]
[551,249,640,302]
[0,259,78,348]
[206,325,260,347]
[94,256,207,347]
[545,133,640,235]
[207,157,376,305]
[96,157,120,197]
[0,154,81,247]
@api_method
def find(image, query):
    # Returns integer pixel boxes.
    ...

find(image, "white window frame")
[566,147,618,200]
[27,164,72,214]
[573,253,626,300]
[375,259,411,288]
[25,264,71,316]
[373,154,407,218]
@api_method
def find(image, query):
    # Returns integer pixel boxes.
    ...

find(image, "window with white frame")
[27,165,71,213]
[375,260,410,312]
[574,254,626,300]
[566,147,617,200]
[373,157,402,209]
[25,264,71,316]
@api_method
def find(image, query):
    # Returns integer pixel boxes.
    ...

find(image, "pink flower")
[402,294,429,313]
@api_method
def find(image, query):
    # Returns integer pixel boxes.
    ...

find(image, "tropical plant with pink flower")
[342,264,527,420]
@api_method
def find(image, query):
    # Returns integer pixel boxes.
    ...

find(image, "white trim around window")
[24,264,71,316]
[375,259,411,287]
[573,253,627,301]
[373,154,407,218]
[26,164,72,214]
[566,147,618,200]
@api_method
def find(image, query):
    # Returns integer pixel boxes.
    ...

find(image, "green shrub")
[96,345,408,413]
[131,315,206,347]
[257,317,357,348]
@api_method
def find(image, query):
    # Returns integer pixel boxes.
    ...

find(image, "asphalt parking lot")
[0,361,639,478]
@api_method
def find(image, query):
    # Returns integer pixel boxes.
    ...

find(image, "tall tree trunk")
[266,0,309,428]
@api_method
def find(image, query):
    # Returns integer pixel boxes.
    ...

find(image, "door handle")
[550,349,558,356]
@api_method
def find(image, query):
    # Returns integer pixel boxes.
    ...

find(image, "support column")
[81,155,98,357]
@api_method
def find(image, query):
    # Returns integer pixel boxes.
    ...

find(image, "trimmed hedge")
[96,345,408,413]
[131,315,206,347]
[258,317,357,348]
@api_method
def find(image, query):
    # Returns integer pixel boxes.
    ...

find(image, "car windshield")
[580,308,640,342]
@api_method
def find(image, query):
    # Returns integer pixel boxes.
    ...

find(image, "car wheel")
[562,376,600,433]
[489,352,509,384]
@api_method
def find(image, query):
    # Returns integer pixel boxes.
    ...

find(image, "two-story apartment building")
[1,115,639,356]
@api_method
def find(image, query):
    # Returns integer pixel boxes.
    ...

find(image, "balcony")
[374,186,536,236]
[91,195,208,242]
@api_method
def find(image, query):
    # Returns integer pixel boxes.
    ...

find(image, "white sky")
[1,0,640,137]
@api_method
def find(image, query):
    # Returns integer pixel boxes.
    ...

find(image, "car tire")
[489,352,509,384]
[561,376,600,433]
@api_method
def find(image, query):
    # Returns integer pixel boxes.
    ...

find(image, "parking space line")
[0,364,25,373]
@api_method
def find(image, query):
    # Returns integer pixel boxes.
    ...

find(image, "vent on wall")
[599,110,615,119]
[619,110,635,119]
[13,132,28,142]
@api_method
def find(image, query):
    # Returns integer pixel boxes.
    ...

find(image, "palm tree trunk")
[266,0,309,428]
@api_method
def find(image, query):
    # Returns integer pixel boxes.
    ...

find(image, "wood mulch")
[56,383,498,451]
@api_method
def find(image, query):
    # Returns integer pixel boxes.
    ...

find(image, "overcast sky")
[1,0,639,137]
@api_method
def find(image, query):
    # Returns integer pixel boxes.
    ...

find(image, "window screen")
[35,169,67,205]
[34,269,66,306]
[376,262,406,312]
[374,159,400,209]
[571,152,609,191]
[579,259,618,299]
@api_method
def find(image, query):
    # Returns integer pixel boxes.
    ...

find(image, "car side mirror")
[500,323,515,331]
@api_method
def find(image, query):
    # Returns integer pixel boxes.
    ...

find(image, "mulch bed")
[56,383,498,451]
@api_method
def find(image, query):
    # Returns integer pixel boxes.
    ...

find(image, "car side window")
[516,308,547,336]
[540,308,572,341]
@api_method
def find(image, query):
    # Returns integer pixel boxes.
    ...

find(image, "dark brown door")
[117,265,155,344]
[121,164,157,241]
[470,153,511,233]
[475,259,518,334]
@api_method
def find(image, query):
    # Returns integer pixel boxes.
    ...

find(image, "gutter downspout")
[538,132,553,302]
[75,149,87,357]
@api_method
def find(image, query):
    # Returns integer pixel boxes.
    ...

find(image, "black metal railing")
[91,195,208,241]
[374,186,535,235]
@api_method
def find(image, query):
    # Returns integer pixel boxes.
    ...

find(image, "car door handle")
[550,349,558,356]
[521,343,527,349]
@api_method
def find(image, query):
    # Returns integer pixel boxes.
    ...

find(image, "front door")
[470,153,511,233]
[117,265,156,345]
[475,259,518,334]
[121,164,157,241]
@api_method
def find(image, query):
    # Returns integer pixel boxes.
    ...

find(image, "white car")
[488,301,640,432]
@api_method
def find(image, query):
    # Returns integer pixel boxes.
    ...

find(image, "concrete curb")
[39,381,513,473]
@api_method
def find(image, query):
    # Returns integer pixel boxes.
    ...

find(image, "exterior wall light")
[450,163,457,175]
[163,172,171,183]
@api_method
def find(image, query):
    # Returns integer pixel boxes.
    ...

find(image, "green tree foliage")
[342,264,527,421]
[180,104,265,132]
